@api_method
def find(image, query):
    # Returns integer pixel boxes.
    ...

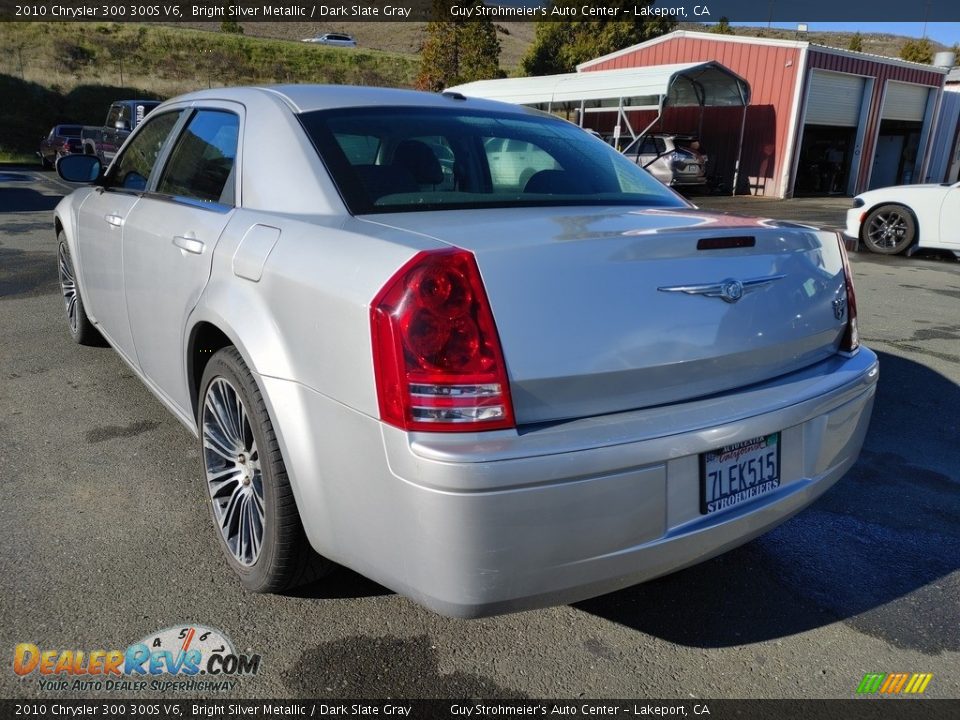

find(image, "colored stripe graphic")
[857,672,932,695]
[857,674,886,694]
[904,674,933,694]
[881,673,909,694]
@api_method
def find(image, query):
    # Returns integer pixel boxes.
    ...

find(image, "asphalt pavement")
[1,166,958,701]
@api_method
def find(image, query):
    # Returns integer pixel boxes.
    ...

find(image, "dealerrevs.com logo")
[13,625,260,693]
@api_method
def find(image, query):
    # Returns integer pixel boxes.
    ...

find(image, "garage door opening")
[794,70,868,197]
[868,81,933,190]
[795,125,856,195]
[870,120,923,189]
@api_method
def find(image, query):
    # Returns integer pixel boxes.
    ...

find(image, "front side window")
[109,111,183,191]
[105,104,122,128]
[300,106,685,214]
[157,110,239,205]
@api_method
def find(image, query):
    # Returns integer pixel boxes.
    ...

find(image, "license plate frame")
[700,433,782,515]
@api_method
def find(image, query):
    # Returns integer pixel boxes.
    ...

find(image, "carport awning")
[447,62,750,110]
[449,61,751,197]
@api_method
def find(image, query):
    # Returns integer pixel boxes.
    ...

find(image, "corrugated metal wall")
[805,50,943,194]
[581,34,946,197]
[928,91,960,183]
[581,36,802,196]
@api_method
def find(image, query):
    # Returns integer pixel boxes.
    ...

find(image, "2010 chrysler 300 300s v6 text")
[53,86,878,617]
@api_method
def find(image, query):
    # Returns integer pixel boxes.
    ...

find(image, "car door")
[74,109,184,363]
[122,106,241,415]
[939,184,960,245]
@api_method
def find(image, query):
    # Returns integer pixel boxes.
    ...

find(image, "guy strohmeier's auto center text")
[11,2,709,21]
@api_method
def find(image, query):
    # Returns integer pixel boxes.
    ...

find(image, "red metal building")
[578,31,947,197]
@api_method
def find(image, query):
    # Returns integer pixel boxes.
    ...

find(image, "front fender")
[54,191,94,303]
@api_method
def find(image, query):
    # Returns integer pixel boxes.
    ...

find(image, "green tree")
[416,1,501,91]
[900,37,933,64]
[848,32,863,52]
[521,1,675,76]
[220,20,244,34]
[710,18,734,35]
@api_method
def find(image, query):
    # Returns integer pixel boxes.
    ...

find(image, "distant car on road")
[81,100,160,165]
[623,133,708,188]
[301,33,357,47]
[845,181,960,257]
[39,124,83,168]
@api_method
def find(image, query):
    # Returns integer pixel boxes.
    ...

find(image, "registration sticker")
[700,433,781,515]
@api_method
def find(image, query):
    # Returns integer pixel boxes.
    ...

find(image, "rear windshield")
[58,126,82,137]
[299,106,686,214]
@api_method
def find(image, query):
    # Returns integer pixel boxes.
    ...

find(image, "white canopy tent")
[448,62,751,193]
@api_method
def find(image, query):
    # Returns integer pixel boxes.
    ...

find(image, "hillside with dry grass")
[1,19,950,160]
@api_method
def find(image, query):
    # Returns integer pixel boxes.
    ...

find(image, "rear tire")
[57,233,104,346]
[41,154,52,169]
[198,347,331,593]
[862,204,916,255]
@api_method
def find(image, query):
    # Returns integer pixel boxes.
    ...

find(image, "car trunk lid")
[361,207,848,425]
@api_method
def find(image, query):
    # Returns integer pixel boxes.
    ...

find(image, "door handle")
[173,235,205,255]
[104,214,123,227]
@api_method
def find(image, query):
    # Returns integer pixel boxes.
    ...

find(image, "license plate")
[700,433,781,515]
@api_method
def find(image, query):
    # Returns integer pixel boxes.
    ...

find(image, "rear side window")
[335,133,380,164]
[110,110,183,191]
[157,110,239,206]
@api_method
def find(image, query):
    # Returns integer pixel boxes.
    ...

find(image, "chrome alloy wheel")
[202,377,265,566]
[57,244,79,334]
[866,210,908,250]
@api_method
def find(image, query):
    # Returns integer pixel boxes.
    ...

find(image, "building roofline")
[809,44,949,74]
[576,30,807,71]
[577,29,948,76]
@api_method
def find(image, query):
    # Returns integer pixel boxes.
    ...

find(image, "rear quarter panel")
[192,210,442,420]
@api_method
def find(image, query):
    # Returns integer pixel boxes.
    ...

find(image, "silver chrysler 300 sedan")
[54,86,878,617]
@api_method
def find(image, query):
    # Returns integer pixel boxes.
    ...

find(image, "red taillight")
[370,248,515,432]
[837,235,859,355]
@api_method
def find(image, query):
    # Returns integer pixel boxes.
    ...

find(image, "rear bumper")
[262,348,878,617]
[669,174,707,186]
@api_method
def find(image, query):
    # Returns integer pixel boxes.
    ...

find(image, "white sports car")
[846,181,960,256]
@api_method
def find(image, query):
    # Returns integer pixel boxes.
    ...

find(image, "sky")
[735,22,960,47]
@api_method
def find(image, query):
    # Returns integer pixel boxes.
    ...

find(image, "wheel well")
[54,217,63,237]
[188,322,234,421]
[861,202,920,245]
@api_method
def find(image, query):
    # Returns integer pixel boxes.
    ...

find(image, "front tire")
[57,233,104,346]
[198,347,330,592]
[862,204,916,255]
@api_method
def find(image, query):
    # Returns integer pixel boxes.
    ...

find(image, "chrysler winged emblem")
[657,274,786,304]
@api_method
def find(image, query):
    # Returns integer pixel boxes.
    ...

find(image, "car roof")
[165,85,545,117]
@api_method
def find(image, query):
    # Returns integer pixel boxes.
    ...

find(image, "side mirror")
[114,119,129,131]
[57,154,102,184]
